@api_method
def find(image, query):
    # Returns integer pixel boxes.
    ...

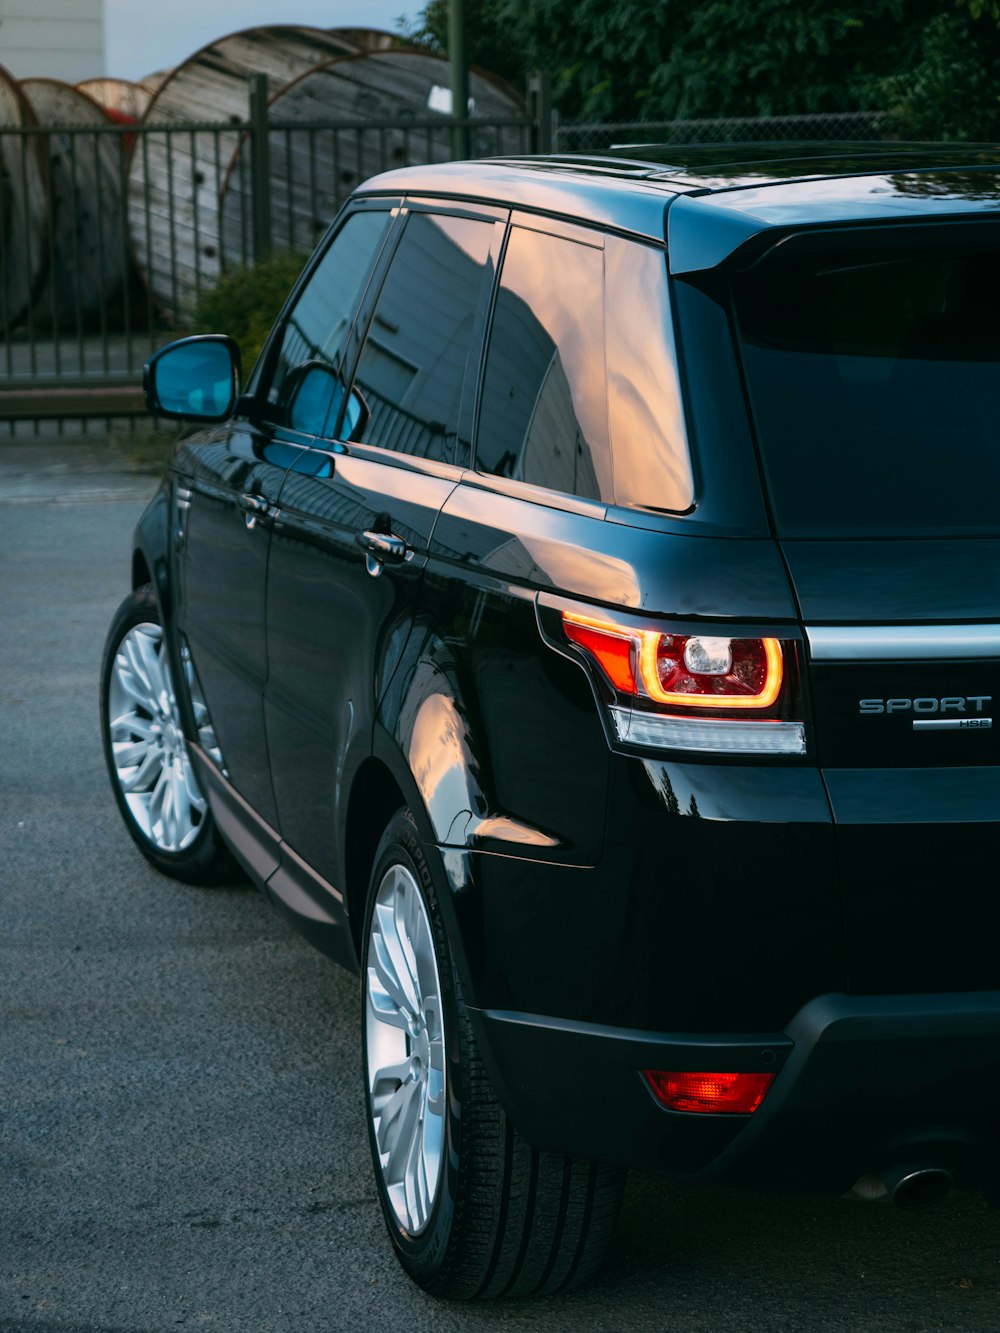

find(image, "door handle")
[357,529,409,576]
[238,492,276,529]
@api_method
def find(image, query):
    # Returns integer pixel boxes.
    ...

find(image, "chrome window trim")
[807,625,1000,662]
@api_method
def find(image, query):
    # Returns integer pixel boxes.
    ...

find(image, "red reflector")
[643,1069,774,1115]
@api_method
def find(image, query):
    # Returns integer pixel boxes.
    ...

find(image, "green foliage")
[876,8,1000,139]
[403,0,1000,138]
[191,251,307,374]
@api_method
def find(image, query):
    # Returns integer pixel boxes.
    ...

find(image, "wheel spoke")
[112,738,155,769]
[178,756,207,817]
[136,629,167,704]
[366,974,410,1029]
[378,1075,420,1173]
[114,656,155,710]
[371,908,418,1016]
[395,880,422,999]
[122,634,153,694]
[403,1100,429,1230]
[370,1058,413,1100]
[425,1064,445,1117]
[110,710,157,741]
[120,745,162,794]
[169,757,191,848]
[146,765,170,835]
[383,887,422,1012]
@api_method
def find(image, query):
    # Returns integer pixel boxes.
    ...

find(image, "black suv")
[101,146,1000,1297]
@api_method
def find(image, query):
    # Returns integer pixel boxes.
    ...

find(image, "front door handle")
[357,529,409,576]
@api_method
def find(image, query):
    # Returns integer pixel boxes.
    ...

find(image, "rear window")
[732,240,1000,537]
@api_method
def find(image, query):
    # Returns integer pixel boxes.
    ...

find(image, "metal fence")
[0,97,537,430]
[1,99,898,430]
[554,109,898,153]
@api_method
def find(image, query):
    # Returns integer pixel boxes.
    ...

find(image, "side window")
[604,236,695,513]
[263,209,392,435]
[475,226,613,503]
[348,211,494,464]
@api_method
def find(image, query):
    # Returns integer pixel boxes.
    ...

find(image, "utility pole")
[449,0,470,160]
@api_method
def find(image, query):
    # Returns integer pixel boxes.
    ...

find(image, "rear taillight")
[561,612,805,755]
[643,1069,774,1115]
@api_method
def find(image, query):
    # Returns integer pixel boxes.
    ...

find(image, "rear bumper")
[470,991,1000,1193]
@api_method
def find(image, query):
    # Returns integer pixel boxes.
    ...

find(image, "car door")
[263,202,506,900]
[174,202,397,855]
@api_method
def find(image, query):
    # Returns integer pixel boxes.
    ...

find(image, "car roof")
[359,144,1000,269]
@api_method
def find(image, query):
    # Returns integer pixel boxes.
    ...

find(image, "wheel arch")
[343,756,408,960]
[132,548,152,591]
[131,480,172,621]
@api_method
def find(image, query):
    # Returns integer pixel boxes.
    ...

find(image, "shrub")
[191,251,307,375]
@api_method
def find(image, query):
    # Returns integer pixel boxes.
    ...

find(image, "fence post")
[527,71,553,154]
[249,73,272,263]
[448,0,470,160]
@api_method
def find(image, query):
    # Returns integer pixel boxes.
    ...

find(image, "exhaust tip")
[889,1166,953,1210]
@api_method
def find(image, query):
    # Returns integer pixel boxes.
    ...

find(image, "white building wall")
[0,0,105,82]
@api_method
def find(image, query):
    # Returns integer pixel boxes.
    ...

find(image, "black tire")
[361,809,624,1299]
[100,583,238,885]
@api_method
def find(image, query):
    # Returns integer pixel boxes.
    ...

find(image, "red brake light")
[643,1069,774,1115]
[563,613,783,709]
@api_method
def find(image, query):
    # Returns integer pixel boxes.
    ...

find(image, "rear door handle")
[357,529,409,575]
[238,492,276,529]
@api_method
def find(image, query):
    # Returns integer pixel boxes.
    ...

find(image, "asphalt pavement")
[1,436,998,1332]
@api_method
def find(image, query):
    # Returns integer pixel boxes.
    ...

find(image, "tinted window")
[732,242,1000,537]
[476,227,612,503]
[350,212,494,463]
[264,210,391,435]
[605,237,694,513]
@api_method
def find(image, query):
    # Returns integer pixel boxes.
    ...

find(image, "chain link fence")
[554,110,898,153]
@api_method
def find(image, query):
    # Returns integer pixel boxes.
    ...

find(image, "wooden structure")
[77,79,152,124]
[20,78,127,329]
[0,64,48,332]
[126,27,406,321]
[219,51,526,260]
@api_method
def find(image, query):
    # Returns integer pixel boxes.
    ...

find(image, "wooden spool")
[77,79,152,125]
[0,64,48,333]
[219,50,526,261]
[126,27,407,323]
[20,78,128,330]
[140,71,173,96]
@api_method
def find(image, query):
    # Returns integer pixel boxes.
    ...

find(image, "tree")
[399,0,529,90]
[876,4,1000,138]
[402,0,1000,138]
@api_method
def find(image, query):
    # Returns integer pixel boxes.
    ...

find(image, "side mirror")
[144,335,241,422]
[283,360,370,440]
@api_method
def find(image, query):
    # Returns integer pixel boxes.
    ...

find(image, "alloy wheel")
[106,621,216,853]
[365,862,446,1235]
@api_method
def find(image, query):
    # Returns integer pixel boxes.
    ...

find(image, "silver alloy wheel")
[365,862,446,1235]
[107,622,216,853]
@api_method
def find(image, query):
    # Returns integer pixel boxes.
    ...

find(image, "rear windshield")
[732,239,1000,537]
